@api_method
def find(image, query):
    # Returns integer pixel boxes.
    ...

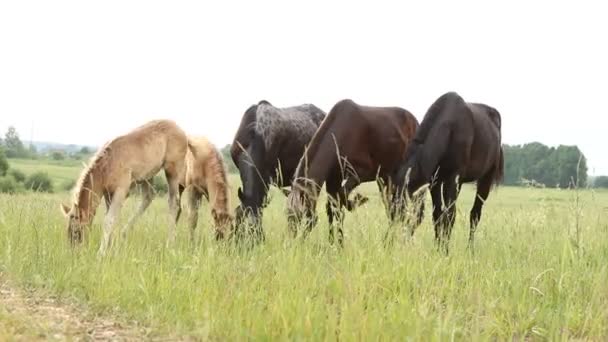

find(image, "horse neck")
[205,154,230,214]
[76,169,104,225]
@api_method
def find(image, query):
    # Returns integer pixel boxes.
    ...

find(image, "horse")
[393,91,504,253]
[181,136,233,242]
[286,99,420,245]
[60,119,188,256]
[230,100,327,239]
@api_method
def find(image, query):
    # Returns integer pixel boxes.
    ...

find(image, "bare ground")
[0,273,194,341]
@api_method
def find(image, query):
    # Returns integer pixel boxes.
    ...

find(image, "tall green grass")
[0,184,607,340]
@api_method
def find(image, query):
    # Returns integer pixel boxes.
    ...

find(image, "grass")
[8,158,82,187]
[0,181,607,340]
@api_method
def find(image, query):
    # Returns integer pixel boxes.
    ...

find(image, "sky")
[0,0,606,174]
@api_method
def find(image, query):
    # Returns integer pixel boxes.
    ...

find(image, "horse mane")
[72,140,113,206]
[211,146,231,211]
[196,140,231,213]
[414,91,464,144]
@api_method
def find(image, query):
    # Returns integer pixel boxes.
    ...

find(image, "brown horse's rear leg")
[469,173,493,252]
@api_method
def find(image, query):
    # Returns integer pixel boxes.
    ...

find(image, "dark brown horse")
[393,91,503,253]
[286,99,419,245]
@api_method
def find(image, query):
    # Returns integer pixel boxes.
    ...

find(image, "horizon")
[1,1,606,174]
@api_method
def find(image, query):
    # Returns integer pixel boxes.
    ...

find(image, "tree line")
[503,143,590,188]
[221,142,604,189]
[1,126,606,192]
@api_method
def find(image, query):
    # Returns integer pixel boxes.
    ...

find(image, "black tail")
[493,147,504,186]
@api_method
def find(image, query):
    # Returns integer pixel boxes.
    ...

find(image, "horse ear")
[60,203,71,217]
[281,188,291,197]
[237,188,244,201]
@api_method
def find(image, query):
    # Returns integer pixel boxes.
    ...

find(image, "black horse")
[286,99,420,245]
[231,100,327,238]
[393,92,504,253]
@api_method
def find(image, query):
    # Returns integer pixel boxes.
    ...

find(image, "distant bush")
[0,149,8,177]
[24,172,54,193]
[51,151,66,160]
[61,179,76,192]
[593,176,608,188]
[152,175,168,194]
[0,176,25,194]
[8,169,26,183]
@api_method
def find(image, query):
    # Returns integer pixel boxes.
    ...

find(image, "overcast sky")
[1,1,606,174]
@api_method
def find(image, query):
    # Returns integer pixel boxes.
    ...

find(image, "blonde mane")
[72,140,113,206]
[205,144,231,213]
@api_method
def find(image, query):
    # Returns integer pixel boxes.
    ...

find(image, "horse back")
[109,120,188,181]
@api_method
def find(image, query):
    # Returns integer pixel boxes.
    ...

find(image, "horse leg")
[469,172,493,252]
[440,177,461,254]
[121,180,154,238]
[325,177,346,246]
[185,186,203,246]
[165,167,182,246]
[98,187,128,256]
[430,183,445,250]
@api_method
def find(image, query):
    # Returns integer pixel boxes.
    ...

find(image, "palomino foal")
[182,136,233,242]
[60,119,188,255]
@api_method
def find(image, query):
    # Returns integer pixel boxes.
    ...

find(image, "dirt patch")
[0,274,193,341]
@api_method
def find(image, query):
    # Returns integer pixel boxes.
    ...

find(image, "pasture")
[0,175,607,340]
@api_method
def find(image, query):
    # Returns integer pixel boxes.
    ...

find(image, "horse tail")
[187,139,197,155]
[493,146,504,186]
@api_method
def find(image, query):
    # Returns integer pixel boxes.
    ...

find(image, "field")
[8,158,83,188]
[1,166,608,339]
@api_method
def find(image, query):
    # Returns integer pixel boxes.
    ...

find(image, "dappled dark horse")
[286,99,420,245]
[231,100,326,239]
[393,91,504,253]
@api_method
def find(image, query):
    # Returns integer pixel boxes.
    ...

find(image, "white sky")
[1,1,606,174]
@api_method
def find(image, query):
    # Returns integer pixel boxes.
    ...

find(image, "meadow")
[1,167,607,340]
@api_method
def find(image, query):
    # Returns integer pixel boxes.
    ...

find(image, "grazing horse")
[393,91,504,253]
[230,100,326,238]
[286,99,419,245]
[182,136,233,242]
[60,120,188,255]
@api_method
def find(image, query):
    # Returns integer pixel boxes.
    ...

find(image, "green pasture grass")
[0,183,607,340]
[8,158,82,186]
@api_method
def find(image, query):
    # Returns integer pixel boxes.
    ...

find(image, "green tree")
[4,126,27,158]
[502,142,587,188]
[593,176,608,188]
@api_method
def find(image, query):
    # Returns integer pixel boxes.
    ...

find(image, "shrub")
[61,179,76,192]
[0,176,25,194]
[0,149,8,177]
[152,174,168,194]
[8,169,26,183]
[24,172,54,193]
[51,151,66,160]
